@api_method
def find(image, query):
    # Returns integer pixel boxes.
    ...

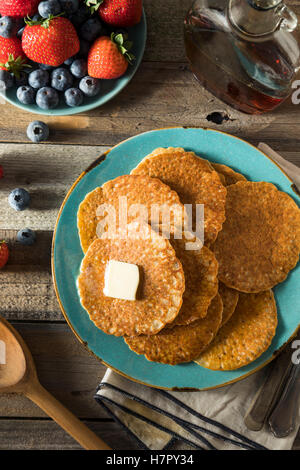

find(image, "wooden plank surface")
[1,63,300,149]
[0,323,108,419]
[0,420,138,450]
[0,0,298,148]
[0,144,109,230]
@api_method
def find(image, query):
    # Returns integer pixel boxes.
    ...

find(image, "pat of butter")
[103,260,139,301]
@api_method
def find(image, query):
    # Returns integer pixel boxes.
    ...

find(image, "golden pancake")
[131,147,227,245]
[77,174,185,253]
[77,222,185,336]
[156,228,218,325]
[212,163,247,186]
[212,181,300,292]
[218,282,239,326]
[195,290,277,370]
[125,294,223,365]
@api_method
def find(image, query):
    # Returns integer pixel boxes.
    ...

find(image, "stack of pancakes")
[77,148,300,370]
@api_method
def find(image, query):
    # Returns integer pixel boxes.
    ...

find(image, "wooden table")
[0,0,300,450]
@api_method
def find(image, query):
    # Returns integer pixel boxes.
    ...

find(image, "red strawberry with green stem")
[0,0,40,18]
[22,15,80,67]
[85,0,142,28]
[0,241,9,269]
[88,32,135,79]
[0,37,28,77]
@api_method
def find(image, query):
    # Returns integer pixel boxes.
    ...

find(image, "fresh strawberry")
[88,32,135,79]
[0,37,27,74]
[0,0,40,18]
[85,0,142,28]
[0,241,9,269]
[22,15,80,67]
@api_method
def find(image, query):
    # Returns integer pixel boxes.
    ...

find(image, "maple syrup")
[184,0,300,114]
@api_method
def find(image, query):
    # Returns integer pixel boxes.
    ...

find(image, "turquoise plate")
[1,11,146,116]
[52,128,300,390]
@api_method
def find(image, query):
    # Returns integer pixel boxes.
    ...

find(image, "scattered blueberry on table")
[17,228,37,246]
[27,120,49,142]
[8,188,30,211]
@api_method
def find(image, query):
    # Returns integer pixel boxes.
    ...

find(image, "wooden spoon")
[0,316,111,450]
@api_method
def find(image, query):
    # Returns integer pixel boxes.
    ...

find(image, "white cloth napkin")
[95,144,300,450]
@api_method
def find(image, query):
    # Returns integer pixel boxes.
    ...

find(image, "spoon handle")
[25,380,111,450]
[269,363,300,438]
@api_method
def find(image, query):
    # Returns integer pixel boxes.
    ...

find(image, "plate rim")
[0,10,147,116]
[51,126,300,391]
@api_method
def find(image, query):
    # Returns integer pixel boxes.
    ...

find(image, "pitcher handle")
[276,3,298,32]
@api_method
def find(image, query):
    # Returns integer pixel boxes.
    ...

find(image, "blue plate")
[1,11,146,116]
[52,128,300,390]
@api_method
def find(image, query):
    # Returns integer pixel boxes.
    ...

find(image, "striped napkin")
[95,144,300,450]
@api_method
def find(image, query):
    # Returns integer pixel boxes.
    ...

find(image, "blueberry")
[36,87,59,109]
[0,16,17,38]
[17,228,36,246]
[78,39,90,58]
[38,0,61,18]
[64,56,76,66]
[28,69,49,89]
[80,17,104,42]
[39,63,55,71]
[65,87,83,107]
[68,5,90,28]
[32,14,42,21]
[15,72,28,87]
[27,120,49,142]
[8,188,30,211]
[70,59,87,78]
[17,85,35,104]
[17,26,25,39]
[0,70,14,90]
[51,67,73,91]
[60,0,79,14]
[79,76,101,97]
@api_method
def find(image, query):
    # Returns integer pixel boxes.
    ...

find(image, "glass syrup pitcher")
[184,0,300,114]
